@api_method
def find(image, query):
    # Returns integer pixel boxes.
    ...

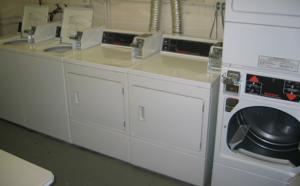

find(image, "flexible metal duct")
[170,0,183,35]
[149,0,162,32]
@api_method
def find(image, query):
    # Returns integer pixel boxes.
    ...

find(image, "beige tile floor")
[0,120,192,186]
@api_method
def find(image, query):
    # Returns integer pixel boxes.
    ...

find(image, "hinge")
[122,87,125,95]
[123,120,126,129]
[199,142,202,150]
[202,104,205,112]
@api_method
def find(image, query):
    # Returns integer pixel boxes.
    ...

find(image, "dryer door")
[227,106,300,166]
[225,0,300,28]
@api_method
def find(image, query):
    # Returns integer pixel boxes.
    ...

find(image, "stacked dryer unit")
[212,0,300,186]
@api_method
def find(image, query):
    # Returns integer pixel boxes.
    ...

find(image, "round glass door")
[227,106,300,166]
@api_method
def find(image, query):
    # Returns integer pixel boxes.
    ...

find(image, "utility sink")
[3,39,28,45]
[44,46,73,53]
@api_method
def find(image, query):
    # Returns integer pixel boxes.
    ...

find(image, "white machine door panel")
[222,22,300,69]
[232,0,300,16]
[0,50,23,124]
[68,73,125,131]
[227,0,300,28]
[131,86,204,152]
[212,164,285,186]
[18,54,69,142]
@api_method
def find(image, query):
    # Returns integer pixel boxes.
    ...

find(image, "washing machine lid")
[240,107,300,145]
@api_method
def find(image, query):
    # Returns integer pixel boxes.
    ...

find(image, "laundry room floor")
[0,120,193,186]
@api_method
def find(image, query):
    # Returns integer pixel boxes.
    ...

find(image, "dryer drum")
[240,107,300,146]
[227,106,300,166]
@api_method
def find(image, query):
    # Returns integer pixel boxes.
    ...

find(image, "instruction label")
[258,56,300,72]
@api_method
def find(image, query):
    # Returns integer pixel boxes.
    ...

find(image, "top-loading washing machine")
[212,0,300,186]
[127,34,221,186]
[61,28,163,163]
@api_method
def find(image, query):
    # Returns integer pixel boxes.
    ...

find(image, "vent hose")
[170,0,183,35]
[149,0,162,33]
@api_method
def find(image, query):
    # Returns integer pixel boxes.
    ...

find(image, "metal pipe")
[170,0,183,35]
[149,0,162,33]
[105,0,112,28]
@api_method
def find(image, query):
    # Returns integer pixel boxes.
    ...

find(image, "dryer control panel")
[245,74,300,102]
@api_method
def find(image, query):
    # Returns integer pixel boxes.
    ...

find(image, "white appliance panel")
[70,120,129,162]
[130,138,205,186]
[0,50,23,124]
[18,54,70,142]
[232,0,300,16]
[131,86,204,152]
[68,73,125,132]
[226,0,300,28]
[64,63,129,162]
[223,22,300,72]
[212,163,285,186]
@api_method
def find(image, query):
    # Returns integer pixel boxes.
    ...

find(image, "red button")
[286,93,297,101]
[249,76,259,83]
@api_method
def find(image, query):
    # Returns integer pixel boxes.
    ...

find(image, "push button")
[249,75,260,83]
[225,98,239,112]
[286,93,297,101]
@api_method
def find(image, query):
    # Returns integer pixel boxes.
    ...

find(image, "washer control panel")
[102,31,137,47]
[245,74,300,102]
[162,38,214,57]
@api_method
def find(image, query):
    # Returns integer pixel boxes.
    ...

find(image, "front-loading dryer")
[212,66,300,186]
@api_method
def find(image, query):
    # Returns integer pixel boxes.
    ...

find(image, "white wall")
[1,0,224,40]
[108,0,224,39]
